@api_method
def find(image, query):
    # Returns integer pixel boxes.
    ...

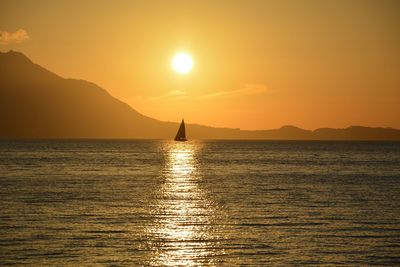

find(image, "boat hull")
[174,137,187,142]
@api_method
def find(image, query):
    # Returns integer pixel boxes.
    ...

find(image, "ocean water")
[0,140,399,266]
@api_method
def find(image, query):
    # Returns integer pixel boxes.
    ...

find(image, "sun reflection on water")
[149,141,220,266]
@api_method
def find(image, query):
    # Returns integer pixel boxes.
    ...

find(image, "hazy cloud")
[200,84,267,99]
[149,90,187,100]
[144,84,267,102]
[0,29,30,45]
[168,90,187,97]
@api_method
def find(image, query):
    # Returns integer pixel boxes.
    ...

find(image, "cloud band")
[0,29,30,45]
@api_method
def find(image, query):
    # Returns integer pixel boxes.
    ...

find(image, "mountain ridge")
[1,50,399,140]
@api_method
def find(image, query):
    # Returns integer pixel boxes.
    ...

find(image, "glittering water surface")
[0,140,399,266]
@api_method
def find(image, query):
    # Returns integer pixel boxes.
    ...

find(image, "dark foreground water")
[0,140,399,266]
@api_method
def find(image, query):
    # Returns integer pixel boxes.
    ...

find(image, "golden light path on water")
[149,141,222,266]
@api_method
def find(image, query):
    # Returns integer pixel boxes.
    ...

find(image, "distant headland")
[1,50,399,140]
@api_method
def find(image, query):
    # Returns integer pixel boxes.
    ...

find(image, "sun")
[172,52,193,74]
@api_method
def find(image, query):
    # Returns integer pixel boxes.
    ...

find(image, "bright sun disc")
[172,52,193,74]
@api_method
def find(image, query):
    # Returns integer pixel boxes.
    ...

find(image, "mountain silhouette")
[1,50,399,140]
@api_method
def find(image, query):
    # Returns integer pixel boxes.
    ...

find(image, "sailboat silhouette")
[174,119,187,141]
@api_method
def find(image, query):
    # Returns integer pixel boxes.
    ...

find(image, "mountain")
[0,50,174,138]
[1,50,399,140]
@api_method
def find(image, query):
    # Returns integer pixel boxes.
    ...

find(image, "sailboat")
[174,119,187,141]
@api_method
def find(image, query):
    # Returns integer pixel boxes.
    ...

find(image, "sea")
[0,140,399,266]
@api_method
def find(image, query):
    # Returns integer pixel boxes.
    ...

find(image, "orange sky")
[1,0,399,130]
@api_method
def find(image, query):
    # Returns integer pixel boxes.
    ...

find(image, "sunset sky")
[1,0,399,130]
